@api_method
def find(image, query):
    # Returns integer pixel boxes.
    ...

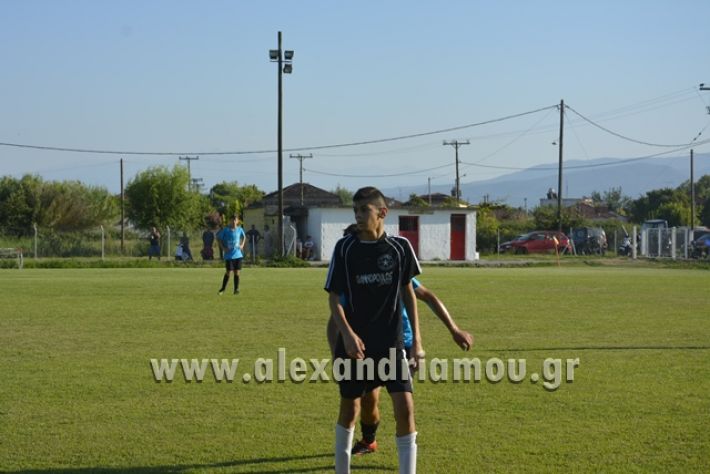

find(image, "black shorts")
[224,258,243,272]
[334,348,413,399]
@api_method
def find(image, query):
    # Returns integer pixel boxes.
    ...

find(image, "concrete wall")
[466,211,477,261]
[308,208,353,261]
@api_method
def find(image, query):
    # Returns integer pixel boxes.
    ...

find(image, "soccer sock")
[335,424,354,474]
[361,421,379,443]
[220,274,229,291]
[233,275,240,291]
[396,432,417,474]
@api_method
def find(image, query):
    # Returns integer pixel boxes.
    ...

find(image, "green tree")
[407,193,429,207]
[0,175,41,235]
[0,175,116,235]
[533,205,586,230]
[475,207,500,253]
[331,186,353,206]
[209,182,265,218]
[125,165,203,231]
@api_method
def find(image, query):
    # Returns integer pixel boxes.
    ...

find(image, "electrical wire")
[304,162,452,178]
[0,105,557,157]
[565,105,694,147]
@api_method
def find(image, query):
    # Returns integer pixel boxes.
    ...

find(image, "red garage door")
[450,214,466,260]
[399,216,419,257]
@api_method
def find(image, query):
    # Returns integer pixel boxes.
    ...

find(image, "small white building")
[244,183,477,262]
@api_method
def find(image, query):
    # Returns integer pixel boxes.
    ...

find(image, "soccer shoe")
[351,439,377,456]
[218,289,225,296]
[233,288,240,295]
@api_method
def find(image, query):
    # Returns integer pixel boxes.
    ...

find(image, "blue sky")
[1,1,709,202]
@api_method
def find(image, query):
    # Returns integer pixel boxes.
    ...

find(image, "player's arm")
[415,284,473,351]
[216,231,225,251]
[402,281,424,369]
[328,291,365,359]
[239,229,246,251]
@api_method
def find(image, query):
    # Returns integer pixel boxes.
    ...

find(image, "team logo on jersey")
[377,253,395,271]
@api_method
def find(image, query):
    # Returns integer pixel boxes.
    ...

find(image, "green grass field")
[1,266,709,473]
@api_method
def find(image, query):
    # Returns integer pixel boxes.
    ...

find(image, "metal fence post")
[33,224,38,259]
[100,225,105,261]
[671,228,676,260]
[166,226,171,258]
[632,226,637,259]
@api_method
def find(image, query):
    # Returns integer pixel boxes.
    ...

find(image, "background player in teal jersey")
[216,215,246,295]
[327,274,474,456]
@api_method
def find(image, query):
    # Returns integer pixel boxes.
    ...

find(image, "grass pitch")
[0,266,709,473]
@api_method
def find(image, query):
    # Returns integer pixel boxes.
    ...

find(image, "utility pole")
[290,153,313,205]
[191,178,204,194]
[428,177,432,206]
[120,158,125,253]
[443,140,469,206]
[557,99,565,232]
[690,149,695,229]
[179,156,199,190]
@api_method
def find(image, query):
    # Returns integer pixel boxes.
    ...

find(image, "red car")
[508,231,572,254]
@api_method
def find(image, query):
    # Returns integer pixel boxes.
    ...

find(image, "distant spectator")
[303,235,315,260]
[148,227,161,260]
[179,232,193,261]
[201,228,215,260]
[245,225,262,259]
[263,225,274,258]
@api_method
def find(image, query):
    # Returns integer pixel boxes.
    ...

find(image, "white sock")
[396,432,418,474]
[335,424,354,474]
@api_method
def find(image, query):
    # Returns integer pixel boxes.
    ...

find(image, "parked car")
[571,227,607,255]
[505,231,572,254]
[498,234,525,253]
[690,228,710,259]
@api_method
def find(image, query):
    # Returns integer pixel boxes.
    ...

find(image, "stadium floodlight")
[269,32,295,256]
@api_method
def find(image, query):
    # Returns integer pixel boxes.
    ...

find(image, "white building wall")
[466,211,477,261]
[311,208,353,261]
[316,208,478,262]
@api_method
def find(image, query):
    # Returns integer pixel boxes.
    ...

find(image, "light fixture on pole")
[269,32,294,256]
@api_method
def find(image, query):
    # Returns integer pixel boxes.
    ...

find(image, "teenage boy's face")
[353,201,384,232]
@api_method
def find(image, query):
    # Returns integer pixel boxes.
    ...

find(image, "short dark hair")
[353,186,387,207]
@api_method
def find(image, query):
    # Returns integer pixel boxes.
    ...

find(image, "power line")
[304,162,452,178]
[0,105,557,157]
[460,139,710,172]
[565,105,694,147]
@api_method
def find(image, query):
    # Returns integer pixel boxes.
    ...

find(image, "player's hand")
[452,329,474,351]
[343,331,365,359]
[409,343,426,372]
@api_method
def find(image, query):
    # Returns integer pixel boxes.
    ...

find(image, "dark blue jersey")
[325,232,421,356]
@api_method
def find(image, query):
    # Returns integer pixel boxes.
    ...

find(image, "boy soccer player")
[325,187,422,474]
[216,215,246,295]
[327,275,474,456]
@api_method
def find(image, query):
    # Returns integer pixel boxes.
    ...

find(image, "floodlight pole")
[557,99,565,232]
[270,32,294,256]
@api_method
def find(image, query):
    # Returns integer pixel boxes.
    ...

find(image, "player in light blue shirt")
[216,215,246,295]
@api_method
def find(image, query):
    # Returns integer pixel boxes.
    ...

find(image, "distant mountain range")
[383,154,710,208]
